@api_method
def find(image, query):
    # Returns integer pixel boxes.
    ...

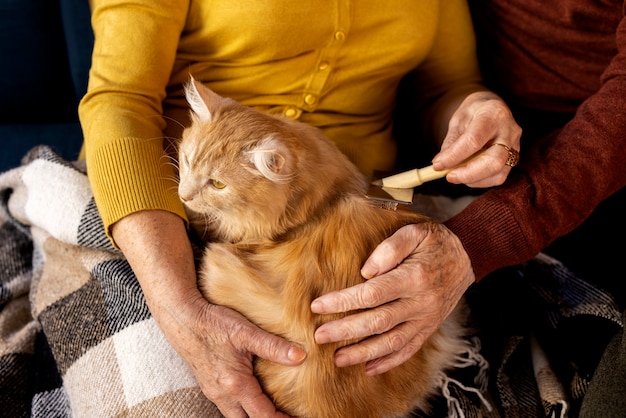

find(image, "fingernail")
[310,299,323,312]
[334,351,350,368]
[431,156,442,170]
[314,328,329,344]
[360,264,376,279]
[288,346,306,362]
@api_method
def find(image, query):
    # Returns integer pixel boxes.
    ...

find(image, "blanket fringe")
[437,336,492,418]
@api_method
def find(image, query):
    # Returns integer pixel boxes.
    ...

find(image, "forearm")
[110,210,203,314]
[447,120,626,281]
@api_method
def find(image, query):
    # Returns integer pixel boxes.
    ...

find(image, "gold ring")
[492,143,520,167]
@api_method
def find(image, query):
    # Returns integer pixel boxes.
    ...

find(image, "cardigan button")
[304,94,317,105]
[284,107,298,118]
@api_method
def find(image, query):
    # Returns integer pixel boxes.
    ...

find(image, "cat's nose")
[179,195,189,203]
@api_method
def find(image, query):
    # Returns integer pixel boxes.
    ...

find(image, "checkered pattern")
[0,146,220,417]
[0,146,622,417]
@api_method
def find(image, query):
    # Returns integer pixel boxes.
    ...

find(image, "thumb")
[247,327,307,366]
[361,224,422,279]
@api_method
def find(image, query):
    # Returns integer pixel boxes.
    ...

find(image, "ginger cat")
[177,77,471,418]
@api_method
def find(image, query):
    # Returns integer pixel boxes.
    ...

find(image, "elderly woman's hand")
[112,210,306,418]
[433,90,522,188]
[310,222,474,374]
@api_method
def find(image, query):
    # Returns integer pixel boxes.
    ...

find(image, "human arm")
[403,0,521,189]
[446,7,626,280]
[313,78,626,370]
[111,210,305,417]
[80,1,306,415]
[310,0,518,371]
[312,6,626,373]
[309,88,520,372]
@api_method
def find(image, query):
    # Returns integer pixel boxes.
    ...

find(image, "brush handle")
[380,150,485,188]
[380,165,449,188]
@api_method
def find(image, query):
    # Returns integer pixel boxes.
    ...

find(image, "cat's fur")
[178,77,470,418]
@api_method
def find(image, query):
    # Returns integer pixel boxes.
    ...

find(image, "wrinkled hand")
[433,90,522,187]
[151,291,305,418]
[311,222,474,375]
[112,210,306,418]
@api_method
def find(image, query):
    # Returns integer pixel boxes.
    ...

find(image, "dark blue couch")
[0,0,93,172]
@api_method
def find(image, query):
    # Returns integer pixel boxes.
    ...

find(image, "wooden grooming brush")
[366,149,485,210]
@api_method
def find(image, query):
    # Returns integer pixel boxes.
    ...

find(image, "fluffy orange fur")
[178,77,470,418]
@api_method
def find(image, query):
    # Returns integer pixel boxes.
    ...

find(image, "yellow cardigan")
[79,0,482,241]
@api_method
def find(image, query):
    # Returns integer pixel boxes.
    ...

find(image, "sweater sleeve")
[78,0,190,244]
[445,12,626,280]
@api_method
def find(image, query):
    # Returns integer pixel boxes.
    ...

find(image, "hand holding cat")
[432,91,522,188]
[311,222,474,374]
[111,210,306,418]
[176,302,306,418]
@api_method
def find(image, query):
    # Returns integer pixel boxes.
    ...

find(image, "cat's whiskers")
[163,159,179,177]
[164,182,181,196]
[147,113,187,132]
[201,212,216,239]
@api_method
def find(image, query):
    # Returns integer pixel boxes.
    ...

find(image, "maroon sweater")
[445,0,626,280]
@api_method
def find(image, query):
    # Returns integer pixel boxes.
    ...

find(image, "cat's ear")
[184,76,222,122]
[248,136,292,184]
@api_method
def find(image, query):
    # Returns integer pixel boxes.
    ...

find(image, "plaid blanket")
[0,146,220,417]
[0,146,622,417]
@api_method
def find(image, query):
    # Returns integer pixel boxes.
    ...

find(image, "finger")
[363,328,431,376]
[241,326,307,366]
[215,403,247,418]
[360,224,428,279]
[435,94,520,171]
[203,304,306,366]
[313,282,431,344]
[434,129,485,170]
[312,255,421,317]
[314,296,401,344]
[446,144,511,185]
[435,111,494,169]
[312,276,404,320]
[332,320,427,369]
[213,375,286,418]
[241,384,294,418]
[203,371,258,418]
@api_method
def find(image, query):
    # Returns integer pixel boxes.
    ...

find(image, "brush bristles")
[372,200,398,211]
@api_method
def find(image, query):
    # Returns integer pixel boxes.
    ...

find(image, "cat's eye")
[210,179,227,189]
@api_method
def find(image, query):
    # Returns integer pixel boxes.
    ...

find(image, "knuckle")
[408,331,428,353]
[374,239,396,258]
[388,329,409,352]
[370,307,395,333]
[216,374,240,394]
[360,283,387,307]
[463,130,482,149]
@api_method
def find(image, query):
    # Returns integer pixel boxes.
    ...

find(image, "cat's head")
[178,77,357,242]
